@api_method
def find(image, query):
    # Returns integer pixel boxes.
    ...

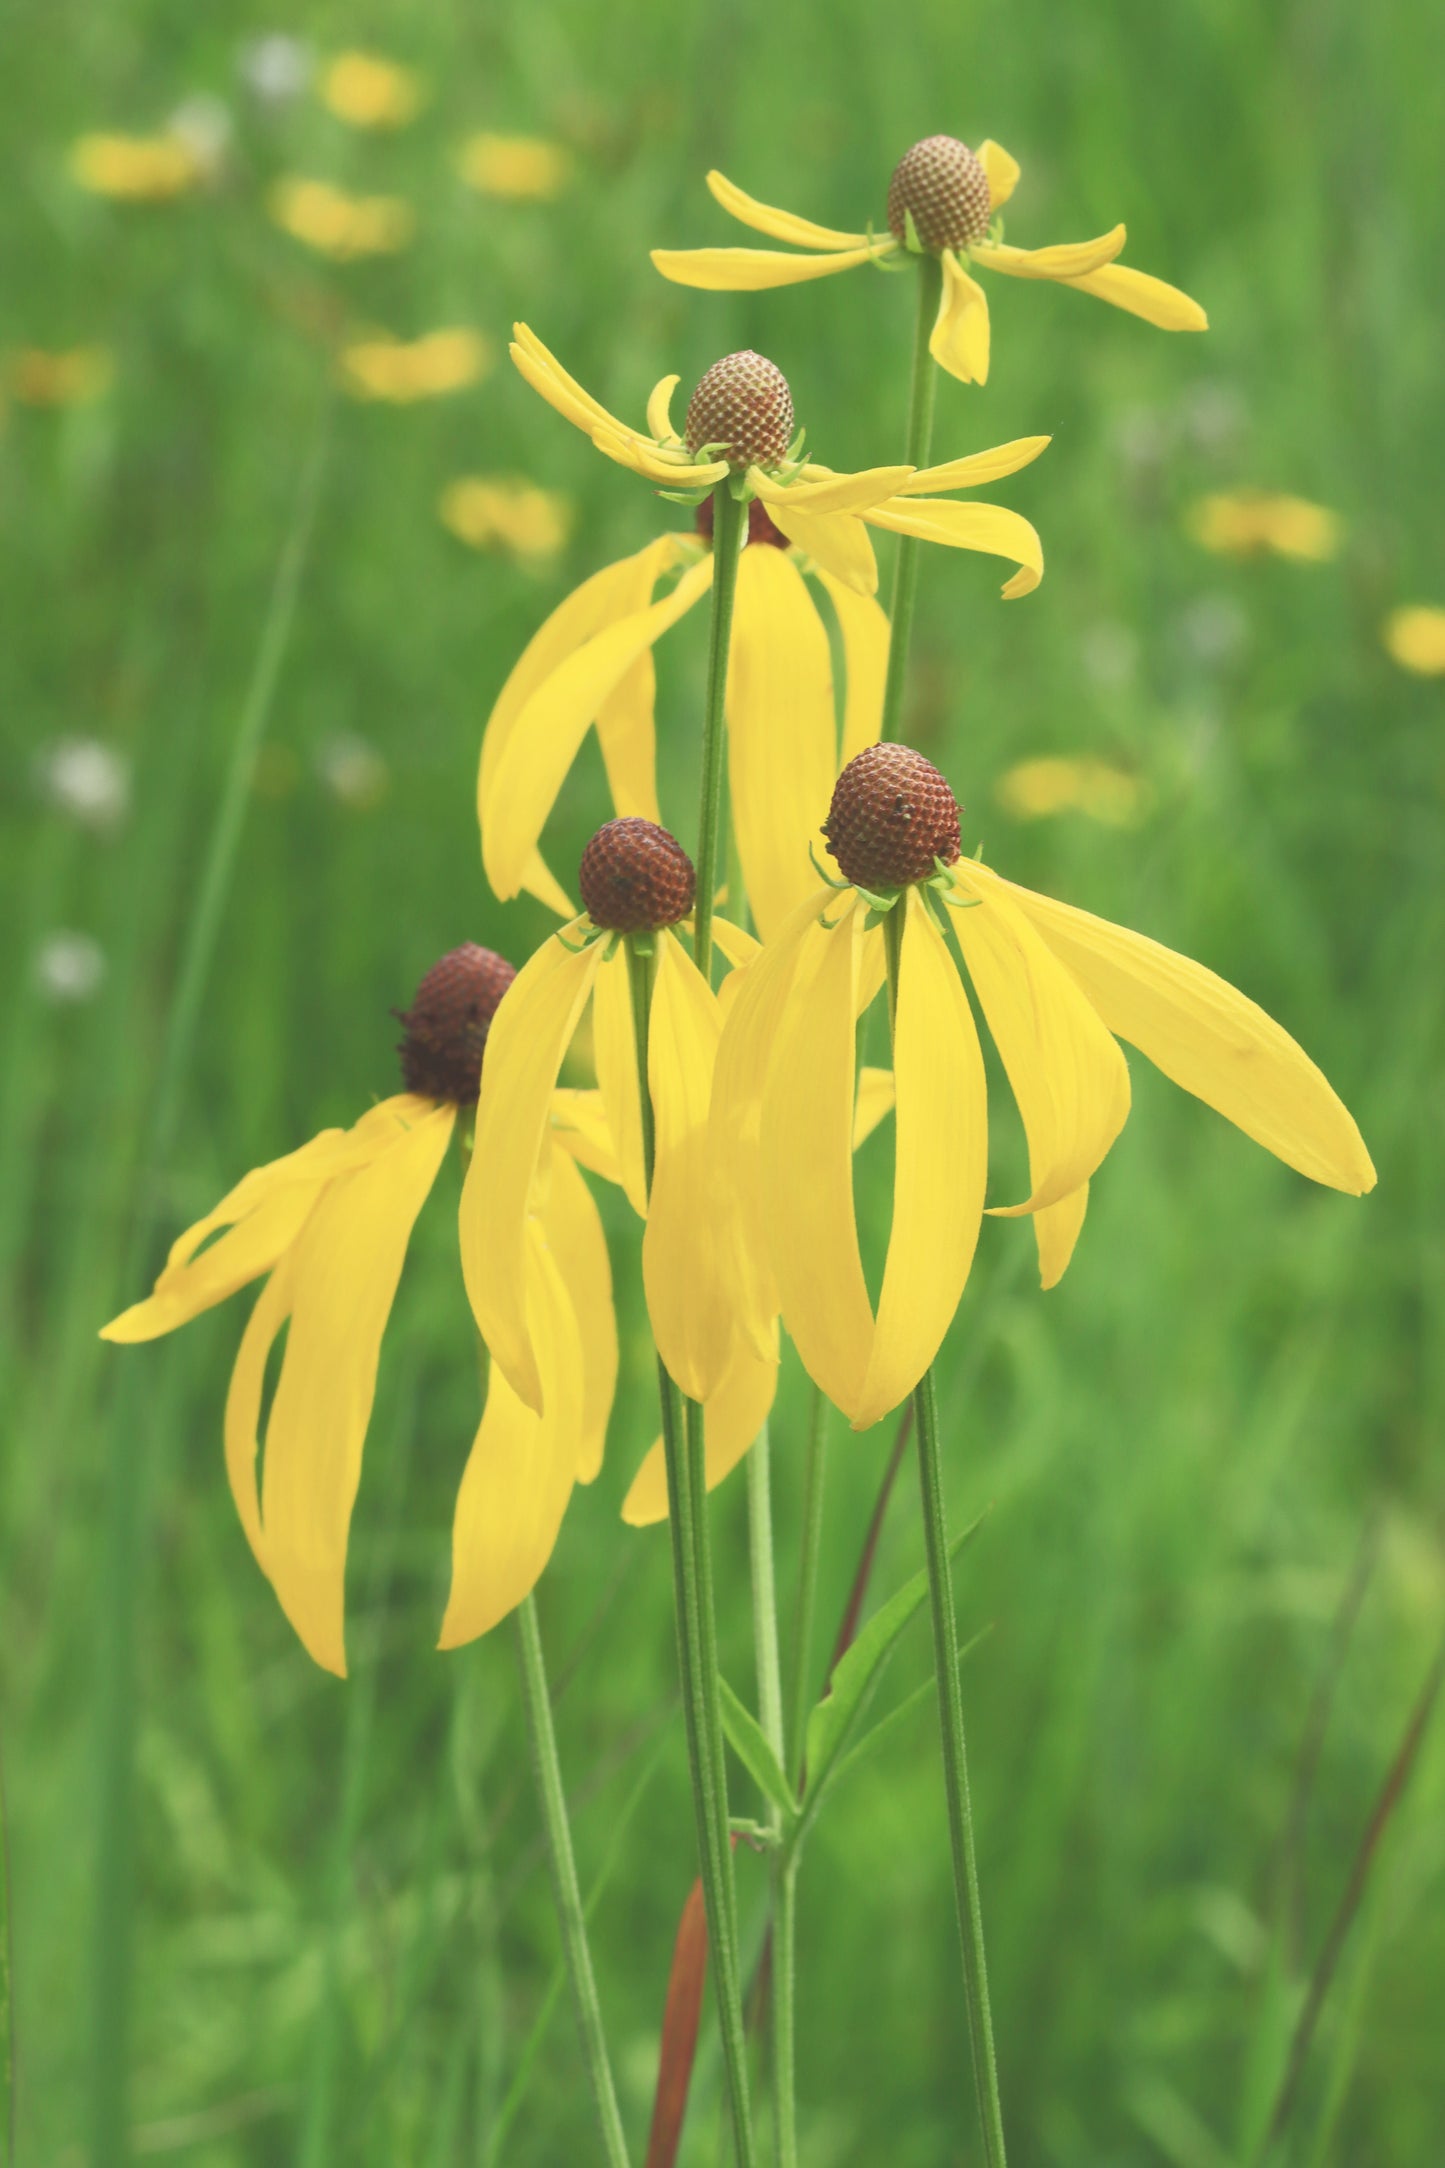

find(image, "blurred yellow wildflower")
[341,328,493,402]
[459,134,571,202]
[440,476,574,559]
[6,347,114,406]
[995,757,1152,828]
[1382,605,1445,676]
[70,134,197,202]
[321,51,421,129]
[270,177,414,259]
[1188,492,1342,562]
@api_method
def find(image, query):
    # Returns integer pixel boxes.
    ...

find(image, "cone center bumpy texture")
[823,744,963,890]
[397,944,516,1102]
[684,351,794,469]
[887,136,992,252]
[580,817,696,932]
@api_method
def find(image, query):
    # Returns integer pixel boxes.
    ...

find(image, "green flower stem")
[746,1426,797,2167]
[879,253,944,746]
[694,481,746,981]
[786,1384,829,1784]
[625,936,757,2168]
[513,1594,632,2168]
[771,1856,800,2168]
[881,905,1007,2168]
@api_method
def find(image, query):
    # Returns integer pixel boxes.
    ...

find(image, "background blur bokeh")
[3,0,1443,2161]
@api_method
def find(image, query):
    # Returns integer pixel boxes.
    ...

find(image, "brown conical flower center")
[579,817,696,933]
[684,351,794,470]
[694,495,788,549]
[396,943,516,1102]
[887,135,993,253]
[823,743,962,890]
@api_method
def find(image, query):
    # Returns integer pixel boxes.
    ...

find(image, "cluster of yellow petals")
[439,476,574,560]
[459,134,571,202]
[270,177,414,259]
[1188,492,1343,562]
[70,134,198,202]
[995,757,1152,829]
[5,347,114,407]
[1382,605,1445,676]
[320,51,423,129]
[340,328,493,402]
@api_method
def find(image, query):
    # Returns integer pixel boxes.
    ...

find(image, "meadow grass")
[2,0,1443,2160]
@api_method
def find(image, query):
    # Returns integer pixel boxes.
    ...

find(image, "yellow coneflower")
[1188,492,1343,562]
[1382,605,1445,676]
[101,947,618,1674]
[713,745,1374,1433]
[321,51,422,129]
[270,177,414,260]
[994,757,1152,829]
[439,476,575,561]
[340,328,493,402]
[481,331,1046,929]
[459,134,571,202]
[652,137,1206,385]
[70,134,198,202]
[6,347,114,407]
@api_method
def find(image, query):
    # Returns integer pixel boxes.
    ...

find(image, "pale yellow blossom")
[70,134,198,202]
[440,476,574,560]
[341,329,493,403]
[270,177,414,260]
[1188,492,1342,563]
[7,348,114,406]
[458,134,571,202]
[321,51,421,129]
[1382,606,1445,677]
[995,757,1152,829]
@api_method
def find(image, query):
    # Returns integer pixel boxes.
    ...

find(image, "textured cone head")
[695,494,788,549]
[579,817,696,932]
[823,744,962,889]
[396,944,516,1102]
[684,351,794,470]
[887,136,992,252]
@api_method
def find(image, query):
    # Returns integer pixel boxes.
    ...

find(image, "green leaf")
[816,1628,992,1812]
[718,1677,798,1823]
[802,1510,986,1822]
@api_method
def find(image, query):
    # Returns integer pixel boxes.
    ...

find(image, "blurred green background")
[3,0,1442,2161]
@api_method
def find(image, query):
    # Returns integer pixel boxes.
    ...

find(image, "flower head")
[102,945,619,1673]
[713,745,1374,1432]
[440,476,573,561]
[994,757,1152,829]
[270,177,414,259]
[579,816,697,931]
[340,328,492,402]
[1188,492,1342,562]
[70,133,198,202]
[459,134,571,202]
[652,142,1207,385]
[321,51,421,129]
[1383,605,1445,676]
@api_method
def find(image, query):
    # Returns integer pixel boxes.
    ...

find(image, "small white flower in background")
[167,96,233,178]
[1112,402,1170,481]
[1178,594,1249,669]
[33,738,132,832]
[1180,381,1246,457]
[1080,620,1138,693]
[35,931,106,1004]
[239,34,313,106]
[315,733,390,810]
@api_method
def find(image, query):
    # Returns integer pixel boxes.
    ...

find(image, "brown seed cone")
[823,743,962,890]
[694,494,788,549]
[684,351,794,469]
[396,944,516,1102]
[579,817,696,932]
[887,135,992,253]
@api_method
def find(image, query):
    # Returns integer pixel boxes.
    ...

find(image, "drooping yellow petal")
[854,1065,896,1148]
[902,437,1051,496]
[1034,1184,1090,1289]
[650,244,881,291]
[947,866,1132,1225]
[973,225,1127,281]
[762,904,875,1414]
[993,868,1375,1194]
[589,425,730,488]
[753,465,914,515]
[463,930,605,1409]
[643,934,732,1402]
[621,1321,780,1527]
[766,501,878,595]
[592,940,647,1215]
[977,139,1020,210]
[1059,262,1208,331]
[256,1099,455,1675]
[727,548,839,936]
[549,1088,624,1188]
[438,1233,583,1648]
[102,1100,432,1342]
[482,556,714,898]
[705,169,872,251]
[710,917,762,973]
[223,1253,294,1570]
[510,323,639,442]
[854,896,986,1430]
[931,253,991,385]
[814,570,889,763]
[646,373,681,442]
[863,498,1043,598]
[538,1141,616,1482]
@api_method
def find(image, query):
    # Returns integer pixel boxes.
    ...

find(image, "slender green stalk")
[879,254,944,746]
[771,1857,799,2168]
[694,482,746,979]
[746,1427,797,2166]
[786,1385,829,1783]
[882,905,1007,2168]
[513,1596,632,2168]
[626,938,757,2168]
[0,1739,13,2168]
[89,402,330,2168]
